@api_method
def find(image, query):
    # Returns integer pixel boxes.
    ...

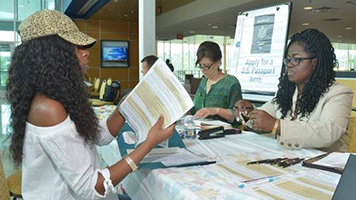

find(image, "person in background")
[165,59,175,72]
[141,55,158,75]
[235,28,353,152]
[191,41,243,125]
[7,10,175,200]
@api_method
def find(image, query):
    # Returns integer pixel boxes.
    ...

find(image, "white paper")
[119,59,194,145]
[127,147,209,166]
[314,152,354,169]
[194,119,232,129]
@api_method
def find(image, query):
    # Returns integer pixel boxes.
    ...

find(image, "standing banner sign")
[229,3,292,94]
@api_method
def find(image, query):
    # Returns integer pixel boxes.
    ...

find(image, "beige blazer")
[260,83,354,152]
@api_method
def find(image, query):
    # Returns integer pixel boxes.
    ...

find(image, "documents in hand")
[119,59,194,144]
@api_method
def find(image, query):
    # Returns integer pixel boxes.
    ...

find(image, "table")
[93,106,341,200]
[120,132,341,200]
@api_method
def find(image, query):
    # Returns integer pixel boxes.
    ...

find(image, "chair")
[1,152,22,200]
[88,77,101,97]
[190,77,202,96]
[90,80,121,106]
[106,77,112,86]
[347,110,356,152]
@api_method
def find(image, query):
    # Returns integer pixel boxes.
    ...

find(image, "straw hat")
[18,9,96,47]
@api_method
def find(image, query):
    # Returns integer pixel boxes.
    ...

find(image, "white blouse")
[22,116,119,200]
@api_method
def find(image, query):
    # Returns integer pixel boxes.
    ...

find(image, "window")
[157,35,233,78]
[333,43,356,71]
[0,0,14,20]
[0,44,12,87]
[18,0,42,20]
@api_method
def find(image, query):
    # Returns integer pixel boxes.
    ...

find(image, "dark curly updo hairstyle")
[7,35,99,166]
[274,28,337,119]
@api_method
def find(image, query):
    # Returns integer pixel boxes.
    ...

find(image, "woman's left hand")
[248,110,276,132]
[194,107,219,118]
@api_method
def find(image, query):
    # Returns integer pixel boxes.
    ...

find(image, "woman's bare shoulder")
[28,93,68,127]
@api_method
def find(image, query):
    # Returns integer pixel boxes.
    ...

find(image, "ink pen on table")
[237,175,277,189]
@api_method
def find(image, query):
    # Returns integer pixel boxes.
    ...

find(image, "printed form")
[119,58,194,144]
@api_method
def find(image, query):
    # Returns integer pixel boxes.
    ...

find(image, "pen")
[237,176,277,188]
[247,158,272,165]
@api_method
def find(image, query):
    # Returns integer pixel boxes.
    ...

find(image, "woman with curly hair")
[7,10,174,200]
[235,28,353,152]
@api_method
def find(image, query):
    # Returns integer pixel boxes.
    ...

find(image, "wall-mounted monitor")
[101,40,129,67]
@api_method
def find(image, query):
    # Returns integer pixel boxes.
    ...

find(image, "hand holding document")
[119,59,194,145]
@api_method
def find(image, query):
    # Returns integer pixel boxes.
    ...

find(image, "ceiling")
[80,0,356,43]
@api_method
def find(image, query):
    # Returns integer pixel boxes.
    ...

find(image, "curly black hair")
[274,28,337,119]
[7,35,99,166]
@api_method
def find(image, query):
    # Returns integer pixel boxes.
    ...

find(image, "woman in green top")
[192,41,242,124]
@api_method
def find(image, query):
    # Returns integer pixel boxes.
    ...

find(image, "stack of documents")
[119,59,194,145]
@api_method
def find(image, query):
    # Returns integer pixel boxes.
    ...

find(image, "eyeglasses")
[283,57,315,66]
[196,62,214,70]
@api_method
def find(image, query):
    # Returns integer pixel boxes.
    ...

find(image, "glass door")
[0,43,12,89]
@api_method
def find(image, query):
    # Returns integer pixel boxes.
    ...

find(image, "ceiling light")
[77,0,99,15]
[346,26,352,30]
[304,6,313,10]
[189,31,195,33]
[337,35,342,38]
[212,26,219,29]
[208,23,211,26]
[302,22,309,26]
[312,7,337,13]
[124,14,128,17]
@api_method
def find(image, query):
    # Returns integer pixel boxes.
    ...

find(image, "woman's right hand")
[145,115,176,147]
[234,99,254,115]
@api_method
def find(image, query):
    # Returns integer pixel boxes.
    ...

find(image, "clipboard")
[332,154,356,199]
[116,123,216,169]
[301,153,343,174]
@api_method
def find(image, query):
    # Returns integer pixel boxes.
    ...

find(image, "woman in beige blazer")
[236,29,353,152]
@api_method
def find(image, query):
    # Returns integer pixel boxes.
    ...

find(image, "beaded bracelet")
[124,155,138,172]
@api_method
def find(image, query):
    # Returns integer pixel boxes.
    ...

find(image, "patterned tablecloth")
[94,105,341,200]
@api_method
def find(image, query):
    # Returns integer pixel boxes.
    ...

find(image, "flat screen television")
[101,40,129,67]
[102,46,128,62]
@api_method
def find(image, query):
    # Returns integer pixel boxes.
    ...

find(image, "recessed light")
[302,22,310,26]
[337,35,342,38]
[124,14,128,17]
[208,23,211,26]
[346,26,352,30]
[212,26,219,29]
[304,6,313,10]
[189,31,195,33]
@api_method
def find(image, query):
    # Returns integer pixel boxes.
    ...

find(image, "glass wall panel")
[0,0,14,20]
[18,0,42,20]
[0,31,15,42]
[46,0,55,10]
[0,44,11,87]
